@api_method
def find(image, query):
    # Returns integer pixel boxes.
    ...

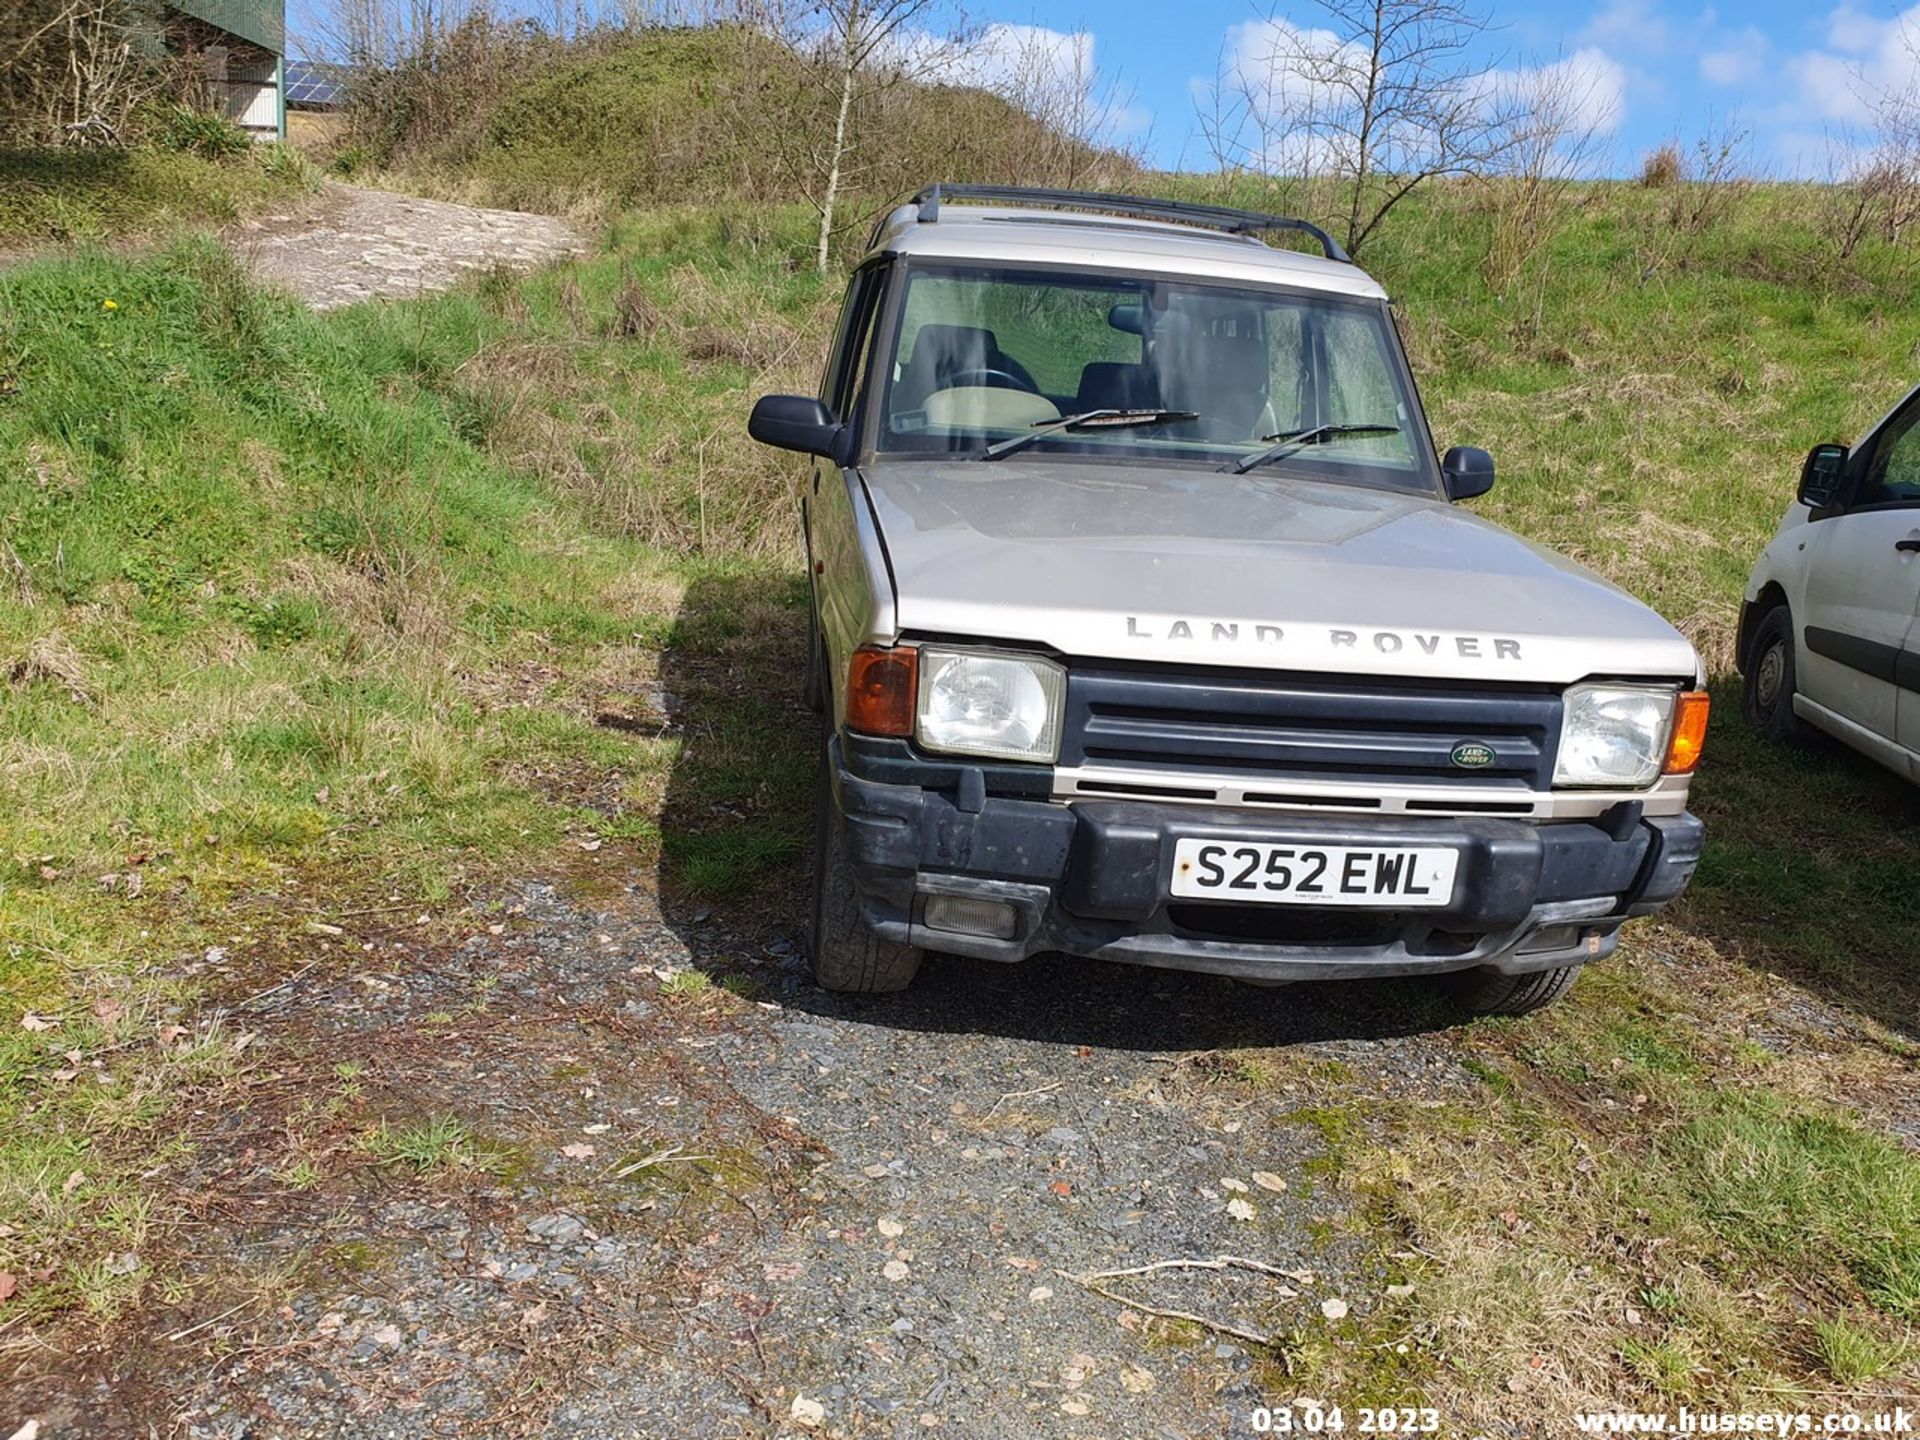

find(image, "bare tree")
[994,24,1145,188]
[1482,50,1616,294]
[1201,0,1519,255]
[1194,23,1332,212]
[1665,119,1751,233]
[1,0,171,144]
[778,0,964,274]
[1850,30,1920,249]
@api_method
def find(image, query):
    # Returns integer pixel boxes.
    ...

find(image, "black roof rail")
[896,182,1352,264]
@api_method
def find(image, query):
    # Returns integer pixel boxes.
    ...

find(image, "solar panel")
[285,59,348,107]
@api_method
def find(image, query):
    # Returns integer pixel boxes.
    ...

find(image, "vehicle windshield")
[876,263,1436,493]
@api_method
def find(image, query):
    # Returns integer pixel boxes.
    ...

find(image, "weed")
[282,1158,322,1191]
[361,1115,497,1174]
[1812,1313,1908,1385]
[1621,1335,1698,1395]
[255,143,324,191]
[151,105,253,161]
[1231,1053,1278,1086]
[657,968,712,1000]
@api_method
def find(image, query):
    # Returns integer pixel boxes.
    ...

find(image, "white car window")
[1867,406,1920,503]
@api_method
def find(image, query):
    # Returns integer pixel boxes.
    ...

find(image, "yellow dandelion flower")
[102,298,118,310]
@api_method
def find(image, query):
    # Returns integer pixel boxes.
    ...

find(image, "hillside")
[352,25,1137,222]
[3,184,1919,1424]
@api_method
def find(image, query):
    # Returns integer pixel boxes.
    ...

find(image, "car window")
[1867,403,1920,503]
[893,276,1140,399]
[877,263,1434,494]
[822,264,885,417]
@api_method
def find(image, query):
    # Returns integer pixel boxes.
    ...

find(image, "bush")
[256,142,322,191]
[0,145,304,242]
[330,142,373,177]
[152,103,252,161]
[1640,143,1681,188]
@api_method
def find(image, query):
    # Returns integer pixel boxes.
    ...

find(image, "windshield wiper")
[978,408,1199,462]
[1222,423,1401,475]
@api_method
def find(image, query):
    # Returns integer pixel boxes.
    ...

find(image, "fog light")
[923,894,1018,940]
[1521,924,1580,954]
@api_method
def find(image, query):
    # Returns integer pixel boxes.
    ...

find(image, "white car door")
[1874,402,1920,772]
[1798,390,1920,752]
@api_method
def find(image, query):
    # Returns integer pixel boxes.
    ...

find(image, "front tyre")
[1453,964,1582,1016]
[1742,605,1810,745]
[808,734,923,994]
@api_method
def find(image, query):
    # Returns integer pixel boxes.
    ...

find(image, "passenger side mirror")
[749,394,843,458]
[1799,443,1849,510]
[1441,446,1496,502]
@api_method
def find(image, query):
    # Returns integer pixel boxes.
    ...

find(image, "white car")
[1741,382,1920,777]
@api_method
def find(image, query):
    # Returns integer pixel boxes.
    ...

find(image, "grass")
[361,1115,494,1174]
[656,967,713,1000]
[0,145,320,246]
[1,172,1918,1417]
[1813,1314,1909,1386]
[0,210,825,1318]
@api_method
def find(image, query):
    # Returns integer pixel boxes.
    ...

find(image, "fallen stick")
[1053,1254,1316,1350]
[165,1296,259,1343]
[1072,1255,1313,1286]
[1057,1270,1274,1348]
[607,1145,715,1180]
[229,959,320,1010]
[983,1080,1062,1117]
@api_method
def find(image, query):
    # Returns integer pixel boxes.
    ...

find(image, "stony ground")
[226,183,585,310]
[15,866,1484,1440]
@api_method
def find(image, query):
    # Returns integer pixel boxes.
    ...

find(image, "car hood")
[858,460,1700,685]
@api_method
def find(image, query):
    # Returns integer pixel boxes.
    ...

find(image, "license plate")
[1169,839,1459,908]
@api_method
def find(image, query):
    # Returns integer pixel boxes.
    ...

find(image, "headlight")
[916,648,1065,763]
[1554,683,1677,788]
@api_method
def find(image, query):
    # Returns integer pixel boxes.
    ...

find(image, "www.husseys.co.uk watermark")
[1572,1408,1914,1435]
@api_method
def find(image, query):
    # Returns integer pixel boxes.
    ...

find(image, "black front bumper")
[829,737,1704,982]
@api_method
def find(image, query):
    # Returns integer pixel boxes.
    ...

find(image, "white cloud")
[1493,47,1629,137]
[1700,28,1768,87]
[900,22,1089,94]
[1203,17,1373,172]
[1790,4,1920,125]
[1580,0,1669,53]
[1197,21,1625,175]
[1826,4,1895,55]
[891,22,1149,140]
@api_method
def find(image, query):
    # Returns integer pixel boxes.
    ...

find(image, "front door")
[1799,390,1920,750]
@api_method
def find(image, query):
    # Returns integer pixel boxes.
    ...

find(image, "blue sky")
[287,0,1920,178]
[954,1,1920,176]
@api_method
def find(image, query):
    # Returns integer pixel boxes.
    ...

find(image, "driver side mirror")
[749,394,844,459]
[1799,443,1849,510]
[1442,446,1496,502]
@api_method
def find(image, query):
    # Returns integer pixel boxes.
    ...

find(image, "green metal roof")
[168,0,283,54]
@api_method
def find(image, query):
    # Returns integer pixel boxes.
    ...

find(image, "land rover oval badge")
[1451,742,1496,769]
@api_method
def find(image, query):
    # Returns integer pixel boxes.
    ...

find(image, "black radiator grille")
[1061,667,1562,792]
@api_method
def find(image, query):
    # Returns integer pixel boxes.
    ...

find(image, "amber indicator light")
[1665,691,1710,774]
[845,646,917,737]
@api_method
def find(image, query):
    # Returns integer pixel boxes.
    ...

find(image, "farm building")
[164,0,286,142]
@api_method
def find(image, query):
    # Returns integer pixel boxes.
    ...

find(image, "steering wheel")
[946,367,1035,393]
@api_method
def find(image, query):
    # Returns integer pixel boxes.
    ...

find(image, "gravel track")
[226,182,584,310]
[21,877,1477,1439]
